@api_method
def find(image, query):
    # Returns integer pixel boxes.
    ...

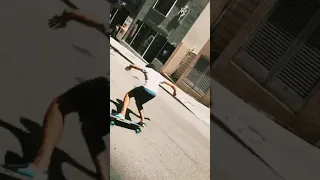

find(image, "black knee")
[54,96,73,116]
[136,102,143,111]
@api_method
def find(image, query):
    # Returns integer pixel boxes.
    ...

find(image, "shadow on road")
[72,44,94,57]
[0,117,106,180]
[60,0,79,10]
[110,99,150,121]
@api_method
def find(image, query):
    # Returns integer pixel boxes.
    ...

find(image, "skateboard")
[0,165,32,180]
[110,114,145,134]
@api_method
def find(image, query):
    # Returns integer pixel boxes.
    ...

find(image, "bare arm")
[161,81,177,96]
[125,64,144,72]
[63,9,104,29]
[49,9,109,37]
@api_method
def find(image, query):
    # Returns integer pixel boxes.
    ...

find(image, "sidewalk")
[211,80,320,180]
[110,38,210,126]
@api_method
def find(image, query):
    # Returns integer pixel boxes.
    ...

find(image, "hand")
[125,65,132,71]
[48,13,69,29]
[173,91,177,97]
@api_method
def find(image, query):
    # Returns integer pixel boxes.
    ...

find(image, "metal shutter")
[185,57,210,95]
[246,0,318,70]
[277,25,320,100]
[234,0,319,82]
[193,69,210,94]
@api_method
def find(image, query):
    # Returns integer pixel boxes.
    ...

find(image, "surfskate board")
[0,165,33,180]
[110,114,145,134]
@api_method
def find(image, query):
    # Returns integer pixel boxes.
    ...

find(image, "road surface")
[110,49,282,180]
[0,0,284,179]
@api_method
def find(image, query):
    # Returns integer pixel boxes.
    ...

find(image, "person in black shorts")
[11,5,113,180]
[112,64,177,125]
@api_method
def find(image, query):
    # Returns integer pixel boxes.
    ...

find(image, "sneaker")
[15,164,48,180]
[137,121,146,127]
[112,113,125,120]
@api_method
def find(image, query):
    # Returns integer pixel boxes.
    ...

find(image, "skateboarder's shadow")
[110,99,151,121]
[0,117,102,180]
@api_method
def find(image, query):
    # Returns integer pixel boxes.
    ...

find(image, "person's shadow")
[0,117,106,180]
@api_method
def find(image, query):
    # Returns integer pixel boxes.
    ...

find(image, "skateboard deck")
[0,166,32,180]
[110,114,145,134]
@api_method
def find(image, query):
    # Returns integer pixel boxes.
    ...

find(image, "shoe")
[15,164,48,180]
[112,113,125,120]
[137,121,146,127]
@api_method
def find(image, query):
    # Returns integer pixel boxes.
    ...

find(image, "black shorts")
[57,77,109,125]
[128,86,156,109]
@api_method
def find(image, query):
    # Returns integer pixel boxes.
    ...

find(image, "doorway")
[110,7,130,38]
[129,21,157,56]
[143,34,167,63]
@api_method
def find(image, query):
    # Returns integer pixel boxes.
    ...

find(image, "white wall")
[182,2,210,54]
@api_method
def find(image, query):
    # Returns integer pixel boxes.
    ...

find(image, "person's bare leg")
[32,99,65,169]
[119,93,130,116]
[137,105,145,124]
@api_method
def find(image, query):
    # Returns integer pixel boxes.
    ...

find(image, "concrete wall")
[182,2,210,54]
[160,42,190,74]
[160,1,215,75]
[211,0,320,143]
[135,0,209,45]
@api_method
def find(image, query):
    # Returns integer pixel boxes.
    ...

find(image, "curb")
[211,114,285,180]
[159,85,210,127]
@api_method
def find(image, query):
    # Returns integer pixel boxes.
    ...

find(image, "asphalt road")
[0,0,109,179]
[110,50,210,180]
[0,0,285,179]
[110,49,282,180]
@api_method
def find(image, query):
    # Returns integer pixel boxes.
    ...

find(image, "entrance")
[110,7,130,38]
[143,34,167,63]
[127,20,157,56]
[125,20,143,45]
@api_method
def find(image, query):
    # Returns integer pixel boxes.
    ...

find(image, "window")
[153,0,177,16]
[184,56,211,95]
[156,42,175,64]
[233,0,320,111]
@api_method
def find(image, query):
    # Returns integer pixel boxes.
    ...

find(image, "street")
[110,49,281,180]
[110,50,210,180]
[0,0,285,179]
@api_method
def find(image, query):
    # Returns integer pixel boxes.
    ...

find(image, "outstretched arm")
[49,9,110,37]
[161,81,177,97]
[125,64,144,72]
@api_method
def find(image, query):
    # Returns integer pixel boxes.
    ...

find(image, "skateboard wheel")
[110,121,115,127]
[135,129,141,134]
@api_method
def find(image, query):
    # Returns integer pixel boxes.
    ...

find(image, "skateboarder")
[7,6,112,180]
[112,63,177,125]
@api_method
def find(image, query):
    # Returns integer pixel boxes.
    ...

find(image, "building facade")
[175,40,211,107]
[160,2,211,107]
[111,0,209,67]
[211,0,320,144]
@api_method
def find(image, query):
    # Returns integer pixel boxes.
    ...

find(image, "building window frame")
[152,0,177,17]
[233,2,320,112]
[184,56,211,96]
